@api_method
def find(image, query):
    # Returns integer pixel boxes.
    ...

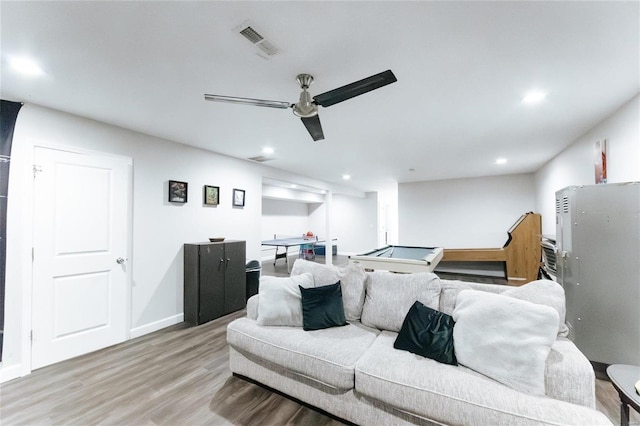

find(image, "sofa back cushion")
[439,280,506,315]
[502,279,569,337]
[361,271,441,332]
[290,259,367,322]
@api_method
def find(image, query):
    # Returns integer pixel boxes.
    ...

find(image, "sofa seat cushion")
[355,331,612,426]
[227,317,379,390]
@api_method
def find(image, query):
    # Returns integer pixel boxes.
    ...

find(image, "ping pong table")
[261,236,334,273]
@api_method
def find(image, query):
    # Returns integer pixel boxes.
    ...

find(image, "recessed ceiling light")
[495,158,508,165]
[10,56,44,76]
[522,91,546,104]
[342,174,351,180]
[262,147,274,155]
[290,184,297,189]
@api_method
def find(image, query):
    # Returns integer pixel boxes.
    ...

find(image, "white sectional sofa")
[226,260,611,425]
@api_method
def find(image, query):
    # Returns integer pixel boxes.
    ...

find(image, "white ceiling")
[2,1,638,192]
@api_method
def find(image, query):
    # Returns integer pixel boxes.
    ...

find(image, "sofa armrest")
[545,337,596,408]
[246,295,259,320]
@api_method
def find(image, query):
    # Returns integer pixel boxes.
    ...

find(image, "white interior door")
[32,147,131,370]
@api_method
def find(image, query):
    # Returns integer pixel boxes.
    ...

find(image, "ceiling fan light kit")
[204,69,397,141]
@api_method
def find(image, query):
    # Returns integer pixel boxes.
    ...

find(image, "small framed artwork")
[203,185,219,206]
[232,188,245,207]
[168,180,188,203]
[594,139,607,184]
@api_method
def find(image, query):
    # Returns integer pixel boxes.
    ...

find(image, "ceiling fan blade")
[313,70,397,108]
[204,94,291,109]
[301,115,325,141]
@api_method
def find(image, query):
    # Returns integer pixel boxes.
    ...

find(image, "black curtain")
[0,100,23,361]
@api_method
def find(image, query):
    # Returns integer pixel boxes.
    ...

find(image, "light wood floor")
[1,255,637,425]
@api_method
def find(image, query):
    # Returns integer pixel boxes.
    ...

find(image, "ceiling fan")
[204,70,397,141]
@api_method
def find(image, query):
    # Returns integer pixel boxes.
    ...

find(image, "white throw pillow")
[452,290,559,395]
[256,273,314,326]
[502,279,568,337]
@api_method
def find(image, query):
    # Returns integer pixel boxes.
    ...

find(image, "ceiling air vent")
[239,26,263,44]
[247,156,272,163]
[234,20,280,59]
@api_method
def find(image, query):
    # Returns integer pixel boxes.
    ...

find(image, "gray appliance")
[556,182,640,366]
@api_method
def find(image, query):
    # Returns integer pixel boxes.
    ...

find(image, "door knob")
[116,257,127,264]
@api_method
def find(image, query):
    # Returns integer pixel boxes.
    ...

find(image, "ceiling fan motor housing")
[293,91,318,118]
[292,74,318,118]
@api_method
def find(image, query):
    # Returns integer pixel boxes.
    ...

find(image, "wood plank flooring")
[0,309,342,426]
[1,255,637,425]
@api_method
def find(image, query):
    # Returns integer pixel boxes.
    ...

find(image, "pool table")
[348,245,444,273]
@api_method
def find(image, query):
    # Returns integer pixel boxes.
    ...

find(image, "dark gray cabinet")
[184,240,246,325]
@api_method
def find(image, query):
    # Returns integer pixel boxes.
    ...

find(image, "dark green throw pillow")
[394,300,458,366]
[299,282,348,331]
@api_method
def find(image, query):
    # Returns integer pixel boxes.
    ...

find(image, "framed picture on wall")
[232,188,245,207]
[594,139,607,184]
[203,185,219,206]
[168,180,188,203]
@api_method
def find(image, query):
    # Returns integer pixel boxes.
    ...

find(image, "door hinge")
[33,164,43,178]
[32,247,35,262]
[30,330,33,342]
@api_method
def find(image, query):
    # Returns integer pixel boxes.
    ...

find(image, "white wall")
[2,103,260,380]
[535,93,640,236]
[261,199,311,241]
[377,182,399,246]
[308,202,326,244]
[329,193,378,254]
[399,174,536,248]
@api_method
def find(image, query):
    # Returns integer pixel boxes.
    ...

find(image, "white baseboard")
[129,313,184,339]
[0,363,23,384]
